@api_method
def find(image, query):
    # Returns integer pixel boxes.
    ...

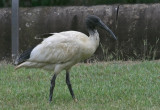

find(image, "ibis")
[15,15,117,102]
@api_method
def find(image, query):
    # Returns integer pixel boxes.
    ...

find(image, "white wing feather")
[29,31,88,64]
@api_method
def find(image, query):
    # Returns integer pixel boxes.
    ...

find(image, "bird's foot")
[74,98,78,103]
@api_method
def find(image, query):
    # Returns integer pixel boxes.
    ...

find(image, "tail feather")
[15,61,31,70]
[15,63,24,70]
[15,33,54,66]
[15,48,34,65]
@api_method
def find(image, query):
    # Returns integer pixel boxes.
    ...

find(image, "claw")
[74,98,78,102]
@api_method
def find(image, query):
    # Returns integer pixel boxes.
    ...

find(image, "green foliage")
[0,61,160,109]
[0,1,3,7]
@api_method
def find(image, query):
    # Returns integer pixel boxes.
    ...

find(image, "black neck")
[85,18,97,34]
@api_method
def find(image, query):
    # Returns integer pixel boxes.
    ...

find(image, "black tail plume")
[15,48,34,65]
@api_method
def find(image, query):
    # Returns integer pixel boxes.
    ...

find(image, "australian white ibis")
[15,15,117,102]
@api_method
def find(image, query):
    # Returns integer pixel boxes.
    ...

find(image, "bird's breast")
[80,42,98,60]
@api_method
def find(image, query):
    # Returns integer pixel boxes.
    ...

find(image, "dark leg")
[49,74,57,102]
[66,71,77,102]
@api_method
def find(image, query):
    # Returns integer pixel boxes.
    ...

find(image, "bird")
[15,15,117,102]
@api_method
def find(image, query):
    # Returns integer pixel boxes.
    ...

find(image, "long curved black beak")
[99,21,117,40]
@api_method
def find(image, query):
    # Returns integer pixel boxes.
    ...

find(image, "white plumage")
[15,15,117,102]
[16,31,99,71]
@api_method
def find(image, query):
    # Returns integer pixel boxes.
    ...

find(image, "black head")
[85,15,101,31]
[85,15,117,40]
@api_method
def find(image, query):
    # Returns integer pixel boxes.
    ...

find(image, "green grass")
[0,60,160,110]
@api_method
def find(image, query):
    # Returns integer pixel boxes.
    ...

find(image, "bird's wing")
[34,33,54,40]
[28,32,82,64]
[15,33,55,65]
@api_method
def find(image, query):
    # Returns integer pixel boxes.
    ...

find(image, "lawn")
[0,60,160,110]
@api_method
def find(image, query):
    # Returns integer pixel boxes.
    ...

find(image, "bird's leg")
[49,74,57,102]
[66,71,77,102]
